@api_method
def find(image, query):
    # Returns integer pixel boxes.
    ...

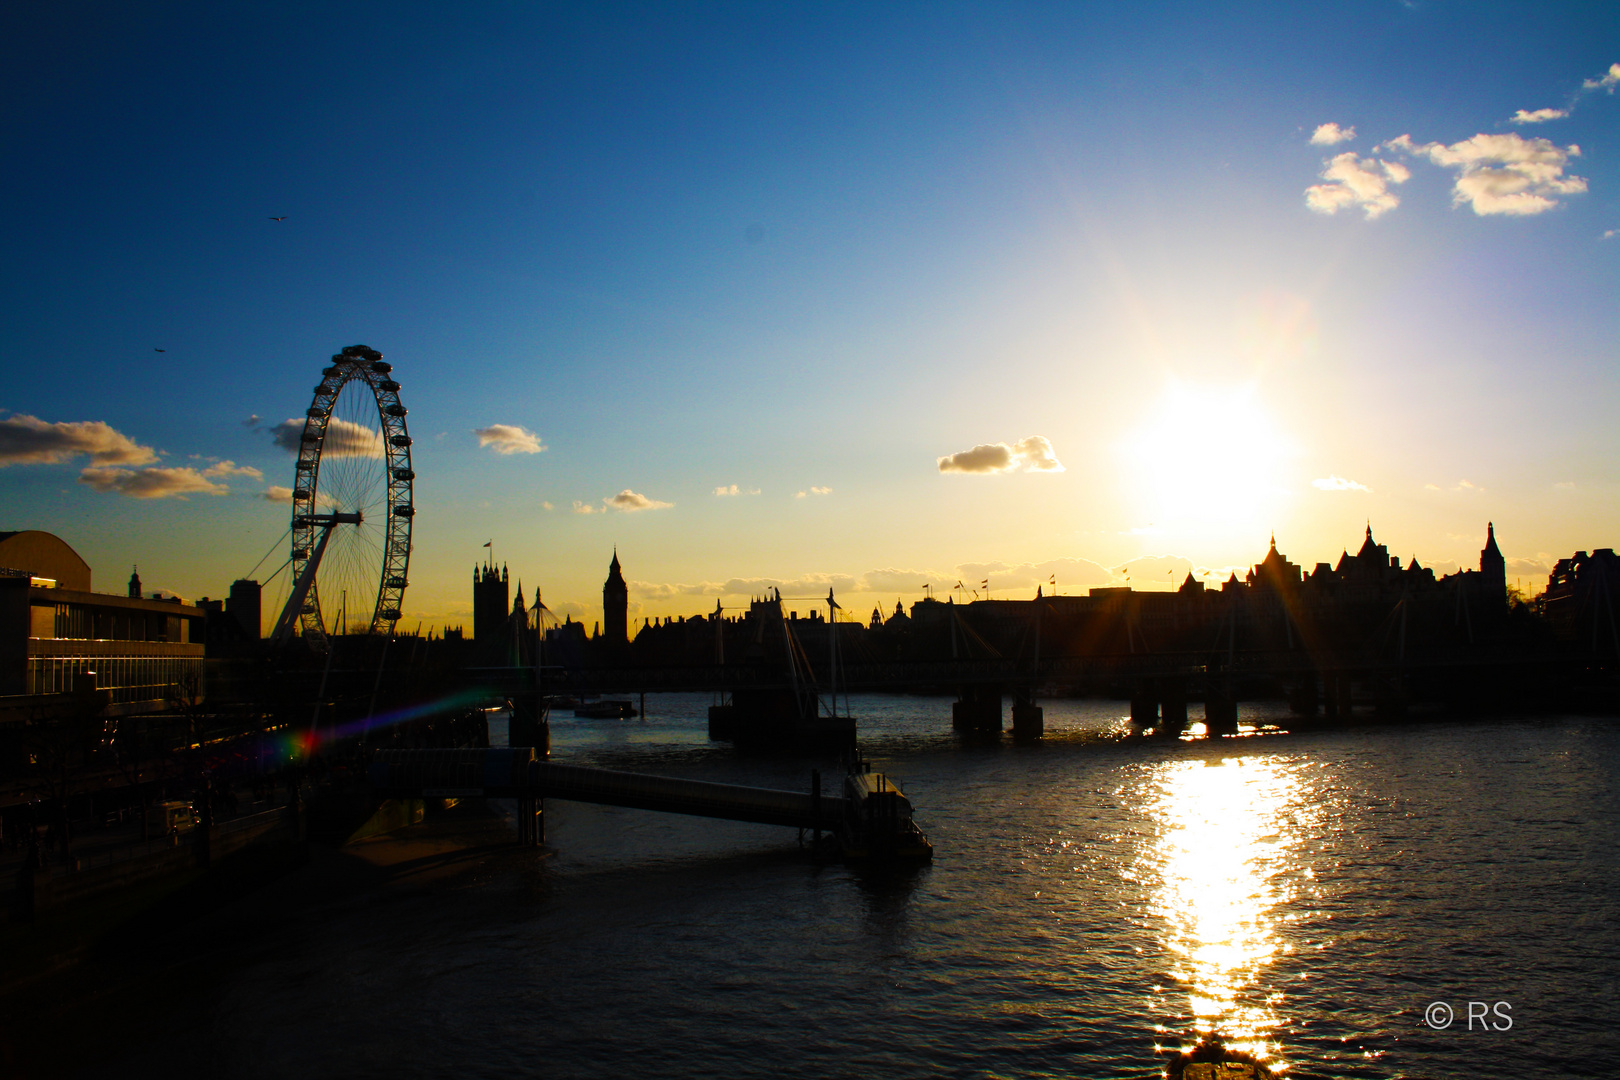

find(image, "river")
[116,696,1620,1078]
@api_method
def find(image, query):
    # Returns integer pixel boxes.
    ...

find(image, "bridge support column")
[1011,690,1043,740]
[952,684,1002,734]
[1129,692,1157,726]
[1158,683,1188,735]
[1291,673,1320,717]
[1204,690,1238,736]
[510,692,549,755]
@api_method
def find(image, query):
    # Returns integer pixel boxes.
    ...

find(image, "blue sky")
[2,2,1616,631]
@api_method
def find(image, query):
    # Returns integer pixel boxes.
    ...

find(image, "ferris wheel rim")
[287,344,413,644]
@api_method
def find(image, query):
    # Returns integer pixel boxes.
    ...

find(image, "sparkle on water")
[1137,754,1316,1068]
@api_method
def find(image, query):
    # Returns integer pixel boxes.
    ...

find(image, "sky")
[2,1,1617,634]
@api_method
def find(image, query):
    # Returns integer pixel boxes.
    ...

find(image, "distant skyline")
[2,2,1616,633]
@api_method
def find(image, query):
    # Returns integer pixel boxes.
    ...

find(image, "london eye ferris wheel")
[269,345,414,648]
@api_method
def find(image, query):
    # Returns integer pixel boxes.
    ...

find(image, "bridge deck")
[369,748,846,831]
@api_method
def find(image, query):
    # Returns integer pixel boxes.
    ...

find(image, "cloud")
[605,489,672,511]
[261,486,294,503]
[269,417,384,457]
[1553,480,1576,490]
[0,414,159,467]
[1604,230,1617,240]
[1312,475,1371,492]
[542,500,554,510]
[203,460,262,480]
[937,435,1065,474]
[1582,62,1620,93]
[794,486,832,498]
[1382,132,1586,215]
[1305,152,1409,219]
[474,424,545,455]
[1506,555,1553,580]
[1511,108,1568,124]
[1310,122,1356,145]
[571,501,600,514]
[242,414,263,428]
[79,466,228,499]
[714,484,760,496]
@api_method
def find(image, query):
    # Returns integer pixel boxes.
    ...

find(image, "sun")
[1117,382,1293,541]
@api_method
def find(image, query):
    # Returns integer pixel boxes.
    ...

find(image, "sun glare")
[1118,383,1292,541]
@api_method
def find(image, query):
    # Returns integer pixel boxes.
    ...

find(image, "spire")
[610,546,621,572]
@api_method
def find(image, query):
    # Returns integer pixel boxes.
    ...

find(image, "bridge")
[367,747,929,860]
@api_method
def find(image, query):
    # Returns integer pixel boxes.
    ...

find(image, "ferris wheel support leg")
[271,524,336,647]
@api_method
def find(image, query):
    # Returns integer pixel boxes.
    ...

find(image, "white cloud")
[1305,152,1409,219]
[474,424,545,455]
[1382,132,1587,215]
[1511,107,1568,124]
[1554,480,1576,490]
[605,489,671,511]
[79,466,229,499]
[542,501,555,510]
[0,414,158,467]
[203,460,262,480]
[713,484,760,496]
[937,435,1065,474]
[261,485,294,503]
[242,414,263,428]
[793,485,832,498]
[269,417,384,457]
[1582,62,1620,93]
[1604,230,1617,240]
[571,501,600,514]
[1312,475,1371,492]
[1310,122,1356,145]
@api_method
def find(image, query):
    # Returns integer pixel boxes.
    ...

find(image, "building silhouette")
[602,549,628,648]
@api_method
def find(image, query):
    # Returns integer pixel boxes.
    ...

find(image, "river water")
[131,696,1620,1078]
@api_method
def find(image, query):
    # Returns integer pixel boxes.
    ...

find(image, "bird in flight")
[269,216,287,221]
[154,348,166,352]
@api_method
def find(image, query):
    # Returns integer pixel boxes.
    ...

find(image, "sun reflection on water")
[1134,755,1316,1066]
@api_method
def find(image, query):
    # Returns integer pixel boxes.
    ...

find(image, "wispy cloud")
[0,414,158,467]
[1310,122,1356,145]
[1509,62,1618,125]
[794,485,833,498]
[605,489,672,511]
[203,460,262,480]
[1581,61,1620,93]
[937,435,1064,474]
[1304,152,1409,219]
[79,465,228,499]
[269,417,384,457]
[571,501,600,514]
[1510,107,1568,125]
[1312,475,1371,492]
[713,484,760,496]
[1381,132,1586,216]
[474,423,545,455]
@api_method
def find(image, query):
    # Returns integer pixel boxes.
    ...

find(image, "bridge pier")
[509,692,549,755]
[1158,682,1189,735]
[952,684,1002,734]
[1010,689,1043,739]
[1129,692,1157,726]
[1290,673,1320,717]
[1204,689,1238,736]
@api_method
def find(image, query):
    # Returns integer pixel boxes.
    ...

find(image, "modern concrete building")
[0,531,205,718]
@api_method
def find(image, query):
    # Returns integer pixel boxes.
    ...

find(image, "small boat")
[574,699,638,719]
